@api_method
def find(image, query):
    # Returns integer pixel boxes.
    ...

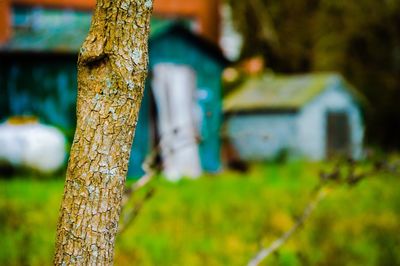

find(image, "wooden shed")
[130,21,228,176]
[0,7,227,177]
[224,72,364,161]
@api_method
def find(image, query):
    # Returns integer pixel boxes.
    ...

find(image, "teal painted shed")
[0,7,227,177]
[129,22,227,176]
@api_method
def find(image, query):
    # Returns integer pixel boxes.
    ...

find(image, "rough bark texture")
[54,0,153,265]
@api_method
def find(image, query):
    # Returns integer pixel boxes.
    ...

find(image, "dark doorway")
[326,111,351,158]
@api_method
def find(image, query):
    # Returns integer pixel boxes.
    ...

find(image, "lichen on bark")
[54,0,153,265]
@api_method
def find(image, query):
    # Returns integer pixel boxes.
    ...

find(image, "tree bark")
[54,0,153,265]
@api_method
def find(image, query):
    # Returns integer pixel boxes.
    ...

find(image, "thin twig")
[248,0,279,47]
[119,132,202,233]
[118,145,160,234]
[247,157,400,266]
[118,188,156,234]
[122,145,160,206]
[248,187,329,266]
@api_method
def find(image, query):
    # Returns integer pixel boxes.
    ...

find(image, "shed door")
[152,63,202,181]
[326,111,350,158]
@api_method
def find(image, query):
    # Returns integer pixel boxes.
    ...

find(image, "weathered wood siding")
[225,114,297,160]
[297,78,364,160]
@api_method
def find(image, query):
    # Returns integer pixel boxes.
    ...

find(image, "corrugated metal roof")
[0,7,193,53]
[1,7,92,52]
[223,72,356,113]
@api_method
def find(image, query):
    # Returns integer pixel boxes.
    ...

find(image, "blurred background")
[0,0,399,265]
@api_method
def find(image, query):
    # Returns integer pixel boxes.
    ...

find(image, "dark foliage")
[227,0,400,149]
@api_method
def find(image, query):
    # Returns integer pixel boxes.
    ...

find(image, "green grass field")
[1,162,399,266]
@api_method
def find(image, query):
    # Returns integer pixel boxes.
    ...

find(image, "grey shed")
[224,72,364,161]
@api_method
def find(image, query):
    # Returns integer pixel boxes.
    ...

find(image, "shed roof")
[150,21,228,65]
[0,7,227,65]
[223,72,360,113]
[0,10,176,52]
[0,7,92,53]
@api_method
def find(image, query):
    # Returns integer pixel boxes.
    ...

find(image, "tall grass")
[1,162,399,265]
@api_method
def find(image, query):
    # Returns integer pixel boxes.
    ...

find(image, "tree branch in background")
[118,146,161,234]
[247,0,279,49]
[122,145,161,207]
[118,187,156,234]
[248,157,400,266]
[248,187,329,266]
[118,133,202,234]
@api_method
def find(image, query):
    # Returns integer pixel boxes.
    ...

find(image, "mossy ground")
[1,161,399,266]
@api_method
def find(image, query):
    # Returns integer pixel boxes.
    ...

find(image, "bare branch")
[248,156,400,266]
[248,0,279,48]
[248,187,329,266]
[118,187,156,234]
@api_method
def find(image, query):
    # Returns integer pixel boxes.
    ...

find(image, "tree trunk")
[54,0,153,265]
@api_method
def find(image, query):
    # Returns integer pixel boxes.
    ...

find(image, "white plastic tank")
[0,117,66,173]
